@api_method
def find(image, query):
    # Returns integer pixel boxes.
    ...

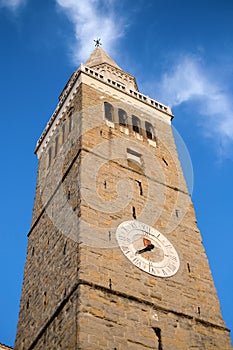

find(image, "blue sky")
[0,0,233,347]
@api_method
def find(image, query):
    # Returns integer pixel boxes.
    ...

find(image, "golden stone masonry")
[14,47,232,349]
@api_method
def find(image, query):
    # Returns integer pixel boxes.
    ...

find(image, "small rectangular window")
[127,148,142,164]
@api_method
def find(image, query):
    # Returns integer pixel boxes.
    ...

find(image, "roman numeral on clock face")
[121,246,130,254]
[116,220,180,278]
[132,257,141,267]
[167,263,176,272]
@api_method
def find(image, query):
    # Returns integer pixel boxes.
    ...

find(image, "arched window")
[118,108,127,126]
[132,115,141,134]
[104,102,114,122]
[145,121,154,140]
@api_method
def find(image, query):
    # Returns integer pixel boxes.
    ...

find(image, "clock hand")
[136,244,154,255]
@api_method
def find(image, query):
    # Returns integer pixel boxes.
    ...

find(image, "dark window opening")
[132,115,141,134]
[118,108,127,126]
[109,278,112,289]
[104,102,114,122]
[132,206,136,219]
[63,241,67,255]
[153,327,163,350]
[43,292,47,308]
[32,247,35,256]
[145,121,154,140]
[187,262,191,273]
[175,209,179,218]
[197,306,201,315]
[68,106,74,114]
[135,180,143,196]
[162,157,168,166]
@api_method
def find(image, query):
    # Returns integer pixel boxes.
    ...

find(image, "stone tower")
[15,47,232,349]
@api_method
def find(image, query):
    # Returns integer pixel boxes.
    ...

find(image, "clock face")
[116,220,180,277]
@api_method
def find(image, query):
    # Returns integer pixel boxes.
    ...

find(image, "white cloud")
[0,0,26,11]
[158,56,233,155]
[56,0,124,63]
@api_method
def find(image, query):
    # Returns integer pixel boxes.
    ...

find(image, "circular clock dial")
[116,220,180,277]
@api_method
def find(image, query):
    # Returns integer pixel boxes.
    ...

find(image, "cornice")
[35,64,173,157]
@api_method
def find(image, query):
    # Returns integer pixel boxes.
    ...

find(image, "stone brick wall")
[14,86,83,349]
[14,82,232,349]
[76,283,230,350]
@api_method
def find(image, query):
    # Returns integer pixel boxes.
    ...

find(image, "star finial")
[94,38,102,47]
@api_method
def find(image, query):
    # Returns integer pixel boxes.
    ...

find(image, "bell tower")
[15,47,232,349]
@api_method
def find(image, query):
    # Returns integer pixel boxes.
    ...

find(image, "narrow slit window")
[109,278,112,289]
[63,241,67,255]
[68,114,73,133]
[48,147,52,168]
[55,135,59,157]
[68,106,74,133]
[43,291,47,308]
[104,102,114,122]
[135,180,143,195]
[62,123,66,144]
[118,108,127,126]
[132,115,141,134]
[153,327,163,350]
[145,121,154,140]
[132,206,136,219]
